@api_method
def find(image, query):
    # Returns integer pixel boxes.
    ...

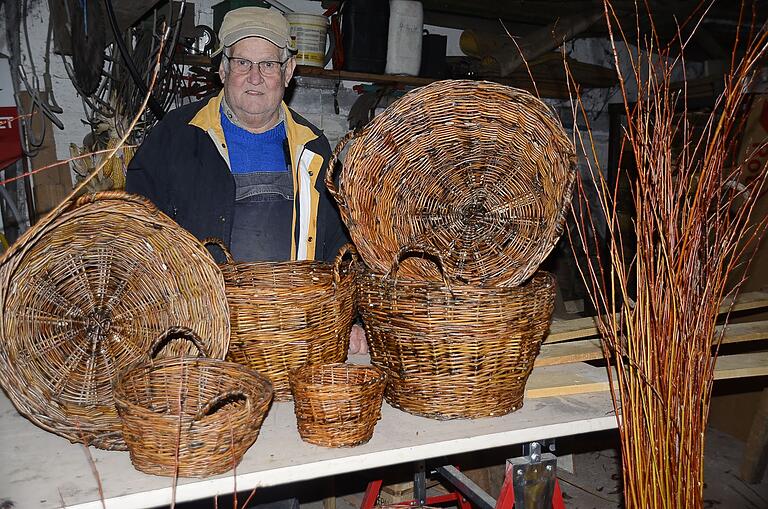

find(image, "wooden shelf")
[295,65,435,86]
[172,55,618,99]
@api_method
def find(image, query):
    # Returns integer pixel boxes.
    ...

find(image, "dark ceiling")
[322,0,768,61]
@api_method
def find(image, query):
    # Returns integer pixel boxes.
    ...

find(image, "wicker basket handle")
[326,130,361,213]
[149,326,210,359]
[72,191,155,210]
[202,237,234,263]
[388,243,453,292]
[192,390,250,424]
[332,243,359,284]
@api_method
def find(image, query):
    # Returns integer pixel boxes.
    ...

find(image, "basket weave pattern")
[357,250,555,419]
[115,355,272,477]
[206,240,357,400]
[0,192,229,450]
[328,80,576,287]
[290,363,386,447]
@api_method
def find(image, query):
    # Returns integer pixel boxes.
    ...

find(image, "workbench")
[2,293,767,509]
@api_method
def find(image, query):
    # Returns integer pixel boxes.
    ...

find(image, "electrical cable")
[103,0,165,118]
[43,16,63,114]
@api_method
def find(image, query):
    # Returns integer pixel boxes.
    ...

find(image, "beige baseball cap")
[213,7,297,55]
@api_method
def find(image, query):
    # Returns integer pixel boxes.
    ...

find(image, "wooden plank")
[546,291,768,344]
[536,338,602,367]
[537,319,768,367]
[18,92,71,218]
[526,351,768,399]
[716,352,768,380]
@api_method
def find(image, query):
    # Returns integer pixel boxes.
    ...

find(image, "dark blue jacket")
[126,92,348,261]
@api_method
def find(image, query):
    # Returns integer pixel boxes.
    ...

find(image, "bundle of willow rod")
[567,2,768,507]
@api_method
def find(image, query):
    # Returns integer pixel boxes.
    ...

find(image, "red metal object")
[360,479,383,509]
[551,479,566,509]
[359,478,472,509]
[361,461,566,509]
[0,106,22,169]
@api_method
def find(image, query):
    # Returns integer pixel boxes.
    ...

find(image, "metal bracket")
[509,441,558,509]
[413,460,427,506]
[434,465,496,509]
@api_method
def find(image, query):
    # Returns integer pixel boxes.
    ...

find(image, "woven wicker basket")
[115,328,273,477]
[0,191,230,450]
[289,363,386,447]
[327,80,576,287]
[357,246,555,419]
[204,240,357,400]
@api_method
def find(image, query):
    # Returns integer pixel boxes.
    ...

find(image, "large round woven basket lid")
[0,191,230,450]
[327,80,577,287]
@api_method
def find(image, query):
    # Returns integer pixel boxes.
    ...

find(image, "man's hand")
[349,323,368,355]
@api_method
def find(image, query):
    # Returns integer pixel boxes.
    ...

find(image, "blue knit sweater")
[221,110,288,173]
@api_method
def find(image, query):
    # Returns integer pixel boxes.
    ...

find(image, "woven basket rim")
[329,80,576,287]
[289,363,387,387]
[114,356,274,412]
[0,191,230,449]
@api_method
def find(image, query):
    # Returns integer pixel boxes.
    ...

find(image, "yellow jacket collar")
[189,91,318,148]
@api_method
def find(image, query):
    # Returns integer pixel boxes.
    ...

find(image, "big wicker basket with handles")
[327,80,576,287]
[204,239,358,400]
[0,191,230,450]
[356,245,555,420]
[114,327,273,477]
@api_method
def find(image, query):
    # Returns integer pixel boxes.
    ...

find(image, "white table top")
[0,360,617,509]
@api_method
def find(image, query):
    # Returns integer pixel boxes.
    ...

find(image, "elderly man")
[127,7,367,354]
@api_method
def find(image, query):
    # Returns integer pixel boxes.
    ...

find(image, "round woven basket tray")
[115,328,273,477]
[327,80,576,287]
[289,363,386,447]
[0,192,230,450]
[205,240,357,400]
[356,246,555,420]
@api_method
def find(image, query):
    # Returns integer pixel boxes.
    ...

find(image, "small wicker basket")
[289,363,386,447]
[357,245,555,420]
[327,80,576,287]
[204,240,358,400]
[114,328,273,477]
[0,191,229,450]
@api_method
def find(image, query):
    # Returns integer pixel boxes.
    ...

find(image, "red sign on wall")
[0,106,22,170]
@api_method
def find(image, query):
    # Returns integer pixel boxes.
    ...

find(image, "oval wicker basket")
[0,191,230,450]
[289,363,386,447]
[115,328,273,477]
[327,80,576,287]
[357,246,555,419]
[204,240,357,400]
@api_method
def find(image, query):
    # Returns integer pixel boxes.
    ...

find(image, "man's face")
[219,37,295,130]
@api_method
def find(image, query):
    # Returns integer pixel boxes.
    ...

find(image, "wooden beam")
[537,319,768,367]
[546,291,768,344]
[526,351,768,399]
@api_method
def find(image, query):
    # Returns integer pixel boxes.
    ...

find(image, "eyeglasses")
[223,54,289,77]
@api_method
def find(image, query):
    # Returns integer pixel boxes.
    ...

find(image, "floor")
[174,426,768,509]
